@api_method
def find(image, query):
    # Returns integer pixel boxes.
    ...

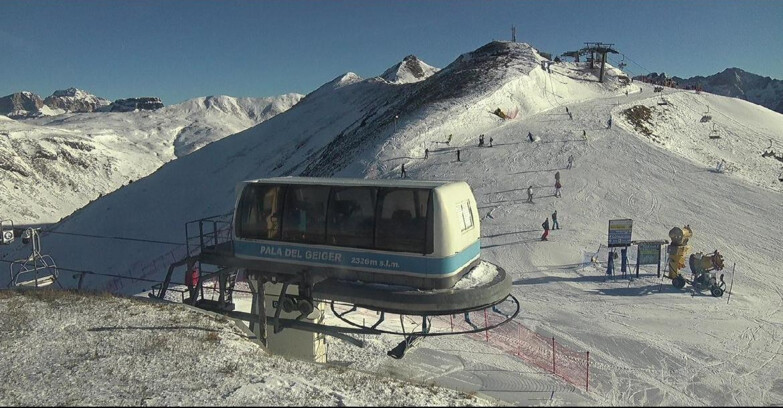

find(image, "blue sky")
[2,0,781,105]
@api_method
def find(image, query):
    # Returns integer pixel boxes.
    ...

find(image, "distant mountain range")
[0,88,164,118]
[634,68,783,113]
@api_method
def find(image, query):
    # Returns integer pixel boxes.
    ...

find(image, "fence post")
[586,351,590,391]
[450,315,453,332]
[552,337,556,375]
[484,309,489,342]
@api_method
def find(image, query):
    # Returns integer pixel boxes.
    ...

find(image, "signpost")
[634,240,667,277]
[608,219,633,247]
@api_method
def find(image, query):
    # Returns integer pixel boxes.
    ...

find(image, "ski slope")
[1,41,782,406]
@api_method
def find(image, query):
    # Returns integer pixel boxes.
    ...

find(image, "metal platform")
[311,262,512,315]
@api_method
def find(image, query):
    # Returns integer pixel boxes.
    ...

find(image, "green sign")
[638,242,661,265]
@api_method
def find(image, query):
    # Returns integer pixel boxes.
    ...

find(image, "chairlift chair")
[700,105,712,123]
[764,139,774,156]
[708,123,720,139]
[8,228,60,289]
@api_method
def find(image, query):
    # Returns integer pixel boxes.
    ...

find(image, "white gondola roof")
[241,177,461,189]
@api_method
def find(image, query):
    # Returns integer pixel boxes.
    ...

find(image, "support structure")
[151,214,519,361]
[582,42,619,82]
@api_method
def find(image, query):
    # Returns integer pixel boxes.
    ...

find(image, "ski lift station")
[144,177,519,360]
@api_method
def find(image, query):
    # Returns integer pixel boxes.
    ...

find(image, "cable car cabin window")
[327,187,377,248]
[376,188,431,253]
[457,200,474,232]
[281,185,329,244]
[236,184,284,240]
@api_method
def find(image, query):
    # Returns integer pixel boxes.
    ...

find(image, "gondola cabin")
[232,177,481,290]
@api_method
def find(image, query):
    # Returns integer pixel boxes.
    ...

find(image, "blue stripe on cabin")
[233,239,480,277]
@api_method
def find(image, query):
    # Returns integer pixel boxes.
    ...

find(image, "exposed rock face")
[109,97,165,112]
[634,68,783,113]
[380,55,440,84]
[0,91,44,117]
[44,88,111,113]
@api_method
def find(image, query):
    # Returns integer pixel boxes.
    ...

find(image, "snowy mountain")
[0,93,303,224]
[635,68,783,113]
[2,40,783,406]
[43,87,112,113]
[0,91,44,118]
[380,54,440,84]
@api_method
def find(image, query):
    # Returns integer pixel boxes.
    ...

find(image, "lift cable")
[39,230,183,246]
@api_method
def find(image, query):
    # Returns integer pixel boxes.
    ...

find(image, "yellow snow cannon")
[687,250,727,297]
[666,225,692,284]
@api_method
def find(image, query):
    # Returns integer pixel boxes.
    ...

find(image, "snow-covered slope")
[0,93,303,223]
[2,41,782,406]
[0,289,494,406]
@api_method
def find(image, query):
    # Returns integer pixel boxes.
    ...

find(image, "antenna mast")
[511,25,516,42]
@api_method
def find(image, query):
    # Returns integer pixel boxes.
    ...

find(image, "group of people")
[478,134,493,147]
[541,210,560,241]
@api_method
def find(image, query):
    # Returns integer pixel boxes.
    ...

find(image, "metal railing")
[185,213,234,258]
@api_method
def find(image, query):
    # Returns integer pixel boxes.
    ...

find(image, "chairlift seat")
[16,275,56,288]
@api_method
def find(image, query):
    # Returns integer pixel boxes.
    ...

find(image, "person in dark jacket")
[541,217,550,241]
[552,210,559,230]
[528,131,534,142]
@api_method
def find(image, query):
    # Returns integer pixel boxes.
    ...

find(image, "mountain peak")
[45,88,111,113]
[380,55,439,84]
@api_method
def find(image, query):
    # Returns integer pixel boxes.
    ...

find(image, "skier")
[457,149,461,162]
[565,106,569,114]
[447,134,452,145]
[607,116,613,129]
[567,154,574,169]
[527,185,533,203]
[424,148,429,159]
[478,134,484,147]
[552,210,559,230]
[568,112,573,120]
[541,217,550,241]
[555,179,562,198]
[528,131,534,142]
[716,159,726,173]
[489,137,493,147]
[401,163,407,178]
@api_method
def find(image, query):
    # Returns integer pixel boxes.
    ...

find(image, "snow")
[1,40,783,406]
[453,261,499,290]
[0,289,494,406]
